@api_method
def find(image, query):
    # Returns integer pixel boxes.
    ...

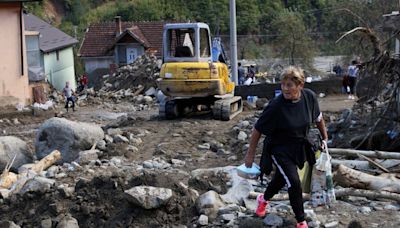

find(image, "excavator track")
[213,96,243,121]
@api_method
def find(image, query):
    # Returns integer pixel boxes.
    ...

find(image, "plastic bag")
[310,142,336,207]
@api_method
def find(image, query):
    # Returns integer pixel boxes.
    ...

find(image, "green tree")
[271,10,316,67]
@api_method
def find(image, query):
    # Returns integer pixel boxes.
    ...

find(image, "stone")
[324,221,339,228]
[40,218,52,228]
[359,206,371,214]
[198,143,211,150]
[113,135,129,143]
[106,128,123,136]
[221,213,235,222]
[143,96,153,104]
[12,118,20,125]
[196,190,225,221]
[104,135,113,144]
[143,161,153,169]
[238,121,250,129]
[384,204,400,211]
[218,204,241,215]
[0,221,20,228]
[126,145,139,152]
[237,131,247,141]
[129,136,142,146]
[35,118,104,163]
[171,159,185,167]
[124,186,173,209]
[0,136,33,170]
[76,150,99,165]
[97,140,107,150]
[45,166,59,178]
[198,215,208,226]
[56,215,79,228]
[263,214,283,227]
[227,156,237,161]
[19,176,56,195]
[145,87,156,96]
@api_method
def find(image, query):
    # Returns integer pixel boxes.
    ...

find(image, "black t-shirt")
[254,89,320,164]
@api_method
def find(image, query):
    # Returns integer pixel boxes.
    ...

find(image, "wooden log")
[331,159,371,170]
[334,164,400,193]
[335,188,400,202]
[357,153,389,173]
[30,150,62,173]
[0,171,18,189]
[329,148,400,160]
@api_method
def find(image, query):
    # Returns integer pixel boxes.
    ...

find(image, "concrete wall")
[0,3,32,107]
[44,47,76,91]
[235,77,343,100]
[83,57,114,74]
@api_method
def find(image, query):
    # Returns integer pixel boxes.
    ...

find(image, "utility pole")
[230,0,238,85]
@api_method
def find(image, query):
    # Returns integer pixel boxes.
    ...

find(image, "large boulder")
[124,186,173,209]
[196,190,226,221]
[35,118,104,163]
[0,136,32,170]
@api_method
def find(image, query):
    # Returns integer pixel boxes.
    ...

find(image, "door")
[126,48,137,64]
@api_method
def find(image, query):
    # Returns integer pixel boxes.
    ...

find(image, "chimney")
[115,16,122,37]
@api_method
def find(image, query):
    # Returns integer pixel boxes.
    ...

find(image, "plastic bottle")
[325,165,336,204]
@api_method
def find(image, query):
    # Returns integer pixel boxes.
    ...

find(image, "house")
[0,0,40,107]
[78,16,165,75]
[24,13,79,91]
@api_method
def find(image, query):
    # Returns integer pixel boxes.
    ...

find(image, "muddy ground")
[0,94,399,228]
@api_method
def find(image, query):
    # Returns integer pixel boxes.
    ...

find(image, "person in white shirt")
[347,60,359,100]
[63,81,75,112]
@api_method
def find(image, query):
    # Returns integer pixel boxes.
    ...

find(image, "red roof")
[79,21,165,58]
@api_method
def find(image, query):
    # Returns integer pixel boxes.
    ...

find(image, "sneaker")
[297,221,308,228]
[255,194,269,217]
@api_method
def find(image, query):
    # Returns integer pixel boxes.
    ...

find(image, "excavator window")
[199,28,210,58]
[167,28,195,58]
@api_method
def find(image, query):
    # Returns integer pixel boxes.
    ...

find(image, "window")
[56,50,60,61]
[199,28,210,58]
[167,28,195,57]
[26,35,40,67]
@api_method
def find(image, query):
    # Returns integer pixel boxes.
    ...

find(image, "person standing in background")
[347,60,359,100]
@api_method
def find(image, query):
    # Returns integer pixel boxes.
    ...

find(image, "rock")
[198,143,211,150]
[56,215,79,228]
[243,198,257,212]
[196,190,226,221]
[124,186,173,209]
[171,159,185,167]
[40,218,52,228]
[324,221,339,228]
[359,206,372,214]
[0,189,10,199]
[45,166,59,178]
[238,121,250,129]
[143,161,153,169]
[0,221,20,228]
[126,145,139,152]
[76,150,99,165]
[221,213,235,222]
[12,118,20,125]
[143,96,153,104]
[19,176,55,195]
[0,136,33,170]
[198,215,208,226]
[35,118,104,163]
[97,140,107,150]
[106,128,123,136]
[384,204,400,211]
[227,156,237,161]
[129,136,142,146]
[104,135,113,144]
[237,131,247,141]
[113,135,129,143]
[263,214,283,226]
[221,178,253,205]
[218,204,241,214]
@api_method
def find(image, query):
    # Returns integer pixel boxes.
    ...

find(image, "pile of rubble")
[96,54,160,92]
[328,53,400,151]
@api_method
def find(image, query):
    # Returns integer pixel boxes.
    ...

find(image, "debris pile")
[96,54,160,92]
[328,52,400,151]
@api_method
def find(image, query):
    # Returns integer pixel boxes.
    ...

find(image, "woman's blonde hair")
[280,66,305,85]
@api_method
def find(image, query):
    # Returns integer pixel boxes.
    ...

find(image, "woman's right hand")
[244,152,254,168]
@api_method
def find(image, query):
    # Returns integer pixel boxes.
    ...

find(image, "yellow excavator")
[157,23,243,120]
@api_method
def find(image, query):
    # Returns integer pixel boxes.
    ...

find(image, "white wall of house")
[116,43,145,64]
[43,47,76,91]
[83,57,114,74]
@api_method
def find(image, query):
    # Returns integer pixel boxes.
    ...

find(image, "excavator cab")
[157,23,242,120]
